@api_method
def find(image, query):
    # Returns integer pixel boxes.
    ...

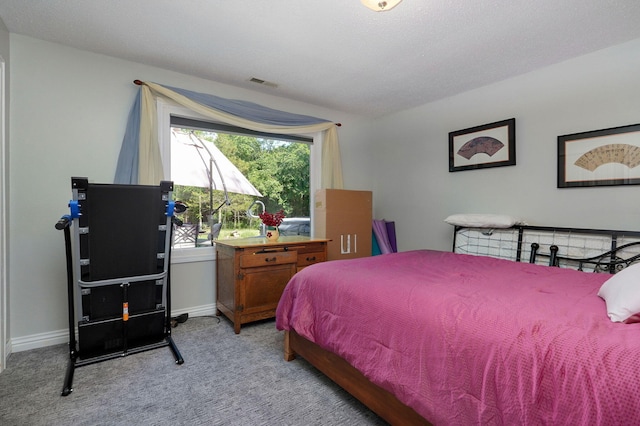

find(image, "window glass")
[169,121,311,249]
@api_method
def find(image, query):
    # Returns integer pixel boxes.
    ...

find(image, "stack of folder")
[372,219,397,255]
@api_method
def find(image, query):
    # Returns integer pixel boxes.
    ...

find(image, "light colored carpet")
[0,317,387,425]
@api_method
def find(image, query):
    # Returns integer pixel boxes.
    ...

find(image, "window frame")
[156,98,321,264]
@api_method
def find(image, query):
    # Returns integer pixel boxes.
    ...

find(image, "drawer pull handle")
[265,257,277,262]
[306,256,316,261]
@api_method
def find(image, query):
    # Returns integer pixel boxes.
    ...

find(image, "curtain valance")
[114,81,344,188]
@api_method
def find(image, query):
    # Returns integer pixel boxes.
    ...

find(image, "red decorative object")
[259,209,285,227]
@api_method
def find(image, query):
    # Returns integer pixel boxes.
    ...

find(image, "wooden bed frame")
[281,225,640,425]
[284,329,430,425]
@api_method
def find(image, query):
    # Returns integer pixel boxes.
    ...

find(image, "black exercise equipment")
[56,177,184,396]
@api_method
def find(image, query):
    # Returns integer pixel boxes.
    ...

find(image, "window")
[156,101,319,260]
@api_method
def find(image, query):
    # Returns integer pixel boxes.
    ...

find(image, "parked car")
[278,217,310,236]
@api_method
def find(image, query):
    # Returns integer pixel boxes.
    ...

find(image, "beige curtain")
[137,82,344,189]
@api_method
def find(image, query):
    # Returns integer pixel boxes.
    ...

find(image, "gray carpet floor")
[0,316,387,425]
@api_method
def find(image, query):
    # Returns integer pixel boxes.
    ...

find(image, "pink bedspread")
[276,250,640,425]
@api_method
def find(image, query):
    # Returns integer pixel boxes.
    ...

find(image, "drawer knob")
[265,257,277,262]
[306,256,316,261]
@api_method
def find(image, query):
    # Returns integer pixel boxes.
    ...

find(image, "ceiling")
[1,1,640,117]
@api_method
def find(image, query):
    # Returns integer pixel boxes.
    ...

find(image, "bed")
[275,224,640,425]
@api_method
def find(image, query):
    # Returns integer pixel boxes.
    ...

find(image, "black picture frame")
[557,123,640,188]
[449,118,516,172]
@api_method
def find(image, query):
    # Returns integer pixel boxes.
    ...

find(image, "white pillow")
[444,213,524,229]
[598,262,640,323]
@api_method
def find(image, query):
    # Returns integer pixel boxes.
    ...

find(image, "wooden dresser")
[215,236,328,333]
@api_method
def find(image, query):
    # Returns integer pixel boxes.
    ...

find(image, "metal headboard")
[453,225,640,274]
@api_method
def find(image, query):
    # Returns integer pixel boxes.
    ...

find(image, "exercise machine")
[55,177,184,396]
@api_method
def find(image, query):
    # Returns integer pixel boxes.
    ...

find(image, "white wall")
[372,38,640,252]
[8,35,372,347]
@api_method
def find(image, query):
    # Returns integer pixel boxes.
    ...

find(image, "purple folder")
[385,221,397,253]
[372,219,393,254]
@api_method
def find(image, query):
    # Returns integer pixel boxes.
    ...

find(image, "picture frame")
[449,118,516,172]
[557,123,640,188]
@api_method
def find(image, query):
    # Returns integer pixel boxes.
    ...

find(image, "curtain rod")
[132,80,341,127]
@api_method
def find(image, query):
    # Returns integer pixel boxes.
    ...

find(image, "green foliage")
[172,129,310,231]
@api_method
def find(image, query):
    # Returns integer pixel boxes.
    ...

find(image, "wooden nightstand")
[215,236,328,333]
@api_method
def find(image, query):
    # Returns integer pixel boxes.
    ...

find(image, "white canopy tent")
[170,129,262,244]
[170,130,262,197]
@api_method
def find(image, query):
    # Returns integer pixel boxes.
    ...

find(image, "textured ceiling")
[1,0,640,117]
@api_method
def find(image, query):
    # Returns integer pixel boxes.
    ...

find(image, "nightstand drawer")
[240,251,297,268]
[297,251,326,267]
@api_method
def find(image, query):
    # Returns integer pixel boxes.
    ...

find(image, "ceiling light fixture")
[361,0,402,12]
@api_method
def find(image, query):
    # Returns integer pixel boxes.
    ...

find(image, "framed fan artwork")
[557,123,640,188]
[449,118,516,172]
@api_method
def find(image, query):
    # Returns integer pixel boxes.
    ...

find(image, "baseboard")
[3,338,11,371]
[172,304,217,320]
[10,303,217,353]
[11,328,70,353]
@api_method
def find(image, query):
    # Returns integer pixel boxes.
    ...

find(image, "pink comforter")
[276,250,640,425]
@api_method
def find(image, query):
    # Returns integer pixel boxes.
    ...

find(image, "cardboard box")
[315,189,372,260]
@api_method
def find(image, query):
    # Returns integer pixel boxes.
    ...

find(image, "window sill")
[171,245,216,264]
